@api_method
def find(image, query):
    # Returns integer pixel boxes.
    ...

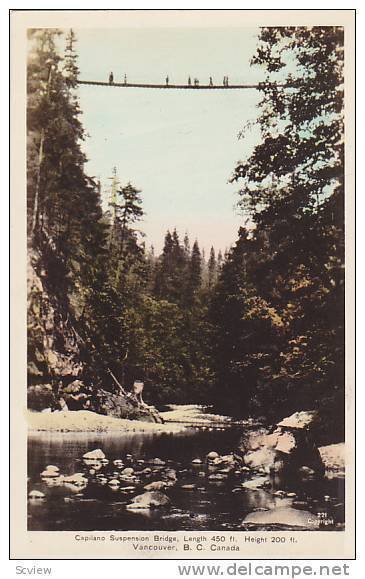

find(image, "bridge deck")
[78,80,270,90]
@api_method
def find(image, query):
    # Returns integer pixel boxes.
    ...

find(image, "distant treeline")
[27,27,344,442]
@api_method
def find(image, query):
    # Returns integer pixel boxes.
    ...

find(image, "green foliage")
[27,29,107,298]
[27,27,345,442]
[211,27,344,441]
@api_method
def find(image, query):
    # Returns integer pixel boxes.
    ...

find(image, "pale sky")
[74,28,264,253]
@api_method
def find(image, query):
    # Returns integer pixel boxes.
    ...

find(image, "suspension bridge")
[77,79,285,90]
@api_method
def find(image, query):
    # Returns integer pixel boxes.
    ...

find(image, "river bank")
[27,409,186,434]
[27,404,243,434]
[27,409,345,477]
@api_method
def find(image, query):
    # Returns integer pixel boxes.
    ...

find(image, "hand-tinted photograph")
[26,20,347,536]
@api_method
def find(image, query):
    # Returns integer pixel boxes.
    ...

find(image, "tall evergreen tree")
[154,229,188,303]
[183,233,191,258]
[189,240,202,296]
[207,246,217,289]
[27,29,106,295]
[109,181,144,284]
[215,26,345,439]
[27,29,108,395]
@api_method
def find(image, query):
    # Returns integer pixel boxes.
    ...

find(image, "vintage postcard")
[10,9,355,559]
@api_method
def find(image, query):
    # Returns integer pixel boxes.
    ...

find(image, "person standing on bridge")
[124,74,127,85]
[188,76,191,86]
[166,75,169,86]
[109,72,114,84]
[209,76,213,86]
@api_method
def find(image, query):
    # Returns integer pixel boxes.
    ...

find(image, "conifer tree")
[214,26,345,437]
[154,229,188,303]
[27,28,106,296]
[207,246,217,289]
[189,240,202,295]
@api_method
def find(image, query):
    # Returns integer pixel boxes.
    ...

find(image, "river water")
[27,424,345,532]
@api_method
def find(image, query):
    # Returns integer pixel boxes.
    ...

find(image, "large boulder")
[126,491,171,510]
[243,506,315,529]
[244,448,276,472]
[144,481,168,491]
[241,411,325,478]
[96,389,163,423]
[83,448,105,460]
[319,443,345,476]
[273,425,324,476]
[277,411,318,429]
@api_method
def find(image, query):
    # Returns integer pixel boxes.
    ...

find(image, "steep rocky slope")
[27,249,162,423]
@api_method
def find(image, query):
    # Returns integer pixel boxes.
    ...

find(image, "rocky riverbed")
[28,426,345,532]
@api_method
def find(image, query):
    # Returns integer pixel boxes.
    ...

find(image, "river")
[27,416,345,532]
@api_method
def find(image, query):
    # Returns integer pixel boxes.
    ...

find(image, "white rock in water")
[221,454,236,465]
[63,473,88,484]
[192,458,202,464]
[273,490,286,497]
[243,506,315,529]
[29,490,45,499]
[83,449,105,460]
[208,473,227,481]
[150,458,166,466]
[127,491,171,509]
[141,467,152,475]
[241,477,270,490]
[108,479,120,487]
[40,469,59,478]
[121,467,134,476]
[45,465,59,472]
[144,481,167,491]
[207,451,219,460]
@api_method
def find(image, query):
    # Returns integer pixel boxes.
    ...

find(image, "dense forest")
[27,27,344,441]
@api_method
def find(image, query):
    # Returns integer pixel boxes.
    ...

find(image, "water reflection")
[27,428,344,532]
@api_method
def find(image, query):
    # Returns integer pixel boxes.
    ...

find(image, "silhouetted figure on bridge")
[209,76,213,86]
[166,75,169,86]
[109,72,114,84]
[124,74,127,85]
[194,78,199,87]
[188,76,191,86]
